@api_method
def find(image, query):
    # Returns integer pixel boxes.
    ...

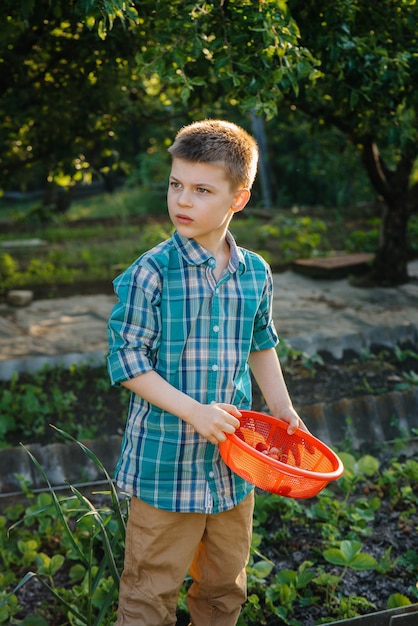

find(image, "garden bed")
[2,437,417,625]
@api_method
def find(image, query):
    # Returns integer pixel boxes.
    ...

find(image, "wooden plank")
[292,253,374,278]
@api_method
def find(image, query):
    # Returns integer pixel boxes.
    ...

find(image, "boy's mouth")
[176,214,194,224]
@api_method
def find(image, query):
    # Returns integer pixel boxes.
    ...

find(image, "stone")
[6,290,34,307]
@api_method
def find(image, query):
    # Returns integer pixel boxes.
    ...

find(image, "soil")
[265,342,418,411]
[255,494,418,626]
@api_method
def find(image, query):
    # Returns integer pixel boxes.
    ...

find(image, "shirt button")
[209,471,215,478]
[213,325,219,333]
[211,364,218,372]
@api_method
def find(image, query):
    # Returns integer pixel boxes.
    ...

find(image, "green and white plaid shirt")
[107,231,278,513]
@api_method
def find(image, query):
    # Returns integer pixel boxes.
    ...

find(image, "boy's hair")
[168,119,259,190]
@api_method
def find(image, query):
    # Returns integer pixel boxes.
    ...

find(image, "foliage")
[2,206,417,297]
[263,112,374,210]
[2,342,418,451]
[0,442,416,624]
[0,213,281,295]
[231,213,330,264]
[0,0,314,196]
[2,0,418,285]
[0,202,174,296]
[4,191,416,298]
[284,0,418,284]
[0,430,128,625]
[0,363,130,448]
[0,1,149,196]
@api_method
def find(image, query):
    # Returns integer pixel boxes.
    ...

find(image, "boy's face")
[167,158,250,251]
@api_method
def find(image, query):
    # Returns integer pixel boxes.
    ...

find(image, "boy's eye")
[170,181,181,188]
[196,187,209,194]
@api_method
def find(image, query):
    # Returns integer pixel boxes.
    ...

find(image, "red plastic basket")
[219,410,344,498]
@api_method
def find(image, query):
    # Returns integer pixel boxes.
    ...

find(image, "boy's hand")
[275,406,310,435]
[189,403,242,444]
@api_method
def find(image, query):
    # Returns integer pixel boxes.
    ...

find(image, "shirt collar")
[173,230,246,274]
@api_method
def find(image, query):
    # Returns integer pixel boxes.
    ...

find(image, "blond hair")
[168,119,258,190]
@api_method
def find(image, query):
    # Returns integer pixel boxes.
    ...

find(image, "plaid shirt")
[107,231,278,513]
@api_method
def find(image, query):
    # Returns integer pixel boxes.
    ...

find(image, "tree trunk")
[361,137,413,285]
[368,198,409,285]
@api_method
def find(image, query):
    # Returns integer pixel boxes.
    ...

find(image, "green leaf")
[358,455,379,476]
[97,19,107,40]
[324,540,378,571]
[340,539,362,562]
[387,593,412,609]
[69,564,86,583]
[313,572,340,586]
[338,452,356,473]
[252,559,274,579]
[36,553,51,576]
[323,547,348,567]
[276,569,297,585]
[349,553,378,571]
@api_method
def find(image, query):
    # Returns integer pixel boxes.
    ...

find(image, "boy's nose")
[178,189,193,207]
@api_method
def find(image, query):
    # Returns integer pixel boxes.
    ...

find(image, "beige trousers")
[114,491,254,626]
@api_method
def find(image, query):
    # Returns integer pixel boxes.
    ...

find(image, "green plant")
[343,219,380,253]
[315,540,378,619]
[231,213,331,266]
[323,539,378,571]
[1,428,128,625]
[394,346,418,363]
[1,441,417,625]
[276,338,324,375]
[263,561,317,624]
[0,363,130,448]
[399,370,418,387]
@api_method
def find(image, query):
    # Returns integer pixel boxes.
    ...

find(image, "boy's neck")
[194,232,230,281]
[212,239,231,281]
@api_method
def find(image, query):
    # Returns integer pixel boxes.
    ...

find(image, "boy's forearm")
[121,370,200,425]
[248,347,307,433]
[248,348,293,414]
[121,370,241,443]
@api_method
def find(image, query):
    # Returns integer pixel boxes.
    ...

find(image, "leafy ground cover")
[0,434,417,625]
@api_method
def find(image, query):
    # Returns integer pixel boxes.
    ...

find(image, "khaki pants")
[115,491,254,626]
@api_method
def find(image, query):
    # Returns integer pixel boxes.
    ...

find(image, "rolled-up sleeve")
[107,264,162,385]
[250,266,279,352]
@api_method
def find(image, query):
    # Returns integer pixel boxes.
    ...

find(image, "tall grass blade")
[49,424,127,536]
[69,484,121,585]
[19,444,87,564]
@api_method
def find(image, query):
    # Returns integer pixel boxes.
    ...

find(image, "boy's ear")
[231,188,251,214]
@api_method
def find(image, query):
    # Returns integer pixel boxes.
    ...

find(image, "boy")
[107,119,307,626]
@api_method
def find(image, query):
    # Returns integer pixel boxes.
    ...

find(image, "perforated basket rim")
[223,410,344,483]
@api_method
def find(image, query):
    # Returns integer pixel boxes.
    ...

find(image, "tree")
[2,0,317,213]
[7,1,417,285]
[85,0,417,285]
[285,0,418,285]
[0,1,149,206]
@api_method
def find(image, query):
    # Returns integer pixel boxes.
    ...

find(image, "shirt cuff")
[251,324,279,352]
[107,349,154,386]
